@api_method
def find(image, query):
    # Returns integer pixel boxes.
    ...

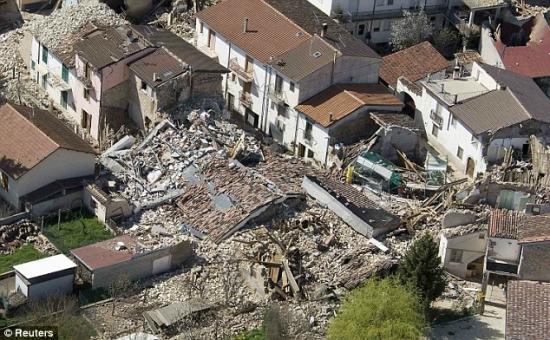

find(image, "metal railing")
[229,58,254,83]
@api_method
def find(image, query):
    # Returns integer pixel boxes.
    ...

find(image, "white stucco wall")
[441,231,487,278]
[16,273,74,299]
[487,237,521,262]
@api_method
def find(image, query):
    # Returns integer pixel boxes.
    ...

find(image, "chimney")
[453,60,460,79]
[243,18,249,33]
[153,72,158,82]
[454,94,458,104]
[440,84,445,93]
[328,112,333,122]
[321,23,328,37]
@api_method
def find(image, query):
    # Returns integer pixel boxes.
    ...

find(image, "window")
[41,46,48,64]
[208,30,216,49]
[376,0,384,5]
[245,55,253,73]
[289,82,295,92]
[298,143,306,158]
[451,115,457,127]
[81,110,91,132]
[0,171,8,192]
[41,74,48,89]
[31,60,35,70]
[62,64,69,83]
[231,73,236,82]
[141,80,148,92]
[275,75,283,93]
[83,88,90,100]
[478,233,485,239]
[372,20,381,32]
[457,146,464,159]
[382,20,391,31]
[431,124,439,137]
[200,22,204,34]
[270,101,275,110]
[307,149,314,158]
[449,249,463,263]
[60,90,68,109]
[84,62,90,80]
[387,0,394,4]
[358,24,365,36]
[304,121,313,140]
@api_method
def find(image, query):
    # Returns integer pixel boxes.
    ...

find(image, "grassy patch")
[58,314,97,340]
[234,328,266,340]
[0,244,46,274]
[43,211,112,253]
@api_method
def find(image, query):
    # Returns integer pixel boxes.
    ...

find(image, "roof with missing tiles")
[129,48,186,87]
[488,209,524,239]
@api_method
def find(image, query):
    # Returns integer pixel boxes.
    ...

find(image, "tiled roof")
[264,0,379,59]
[305,175,401,231]
[0,103,96,179]
[75,26,151,69]
[496,14,550,79]
[130,25,227,73]
[71,235,143,271]
[270,35,338,82]
[462,0,506,9]
[488,209,523,239]
[479,63,550,124]
[295,83,402,127]
[380,41,450,89]
[196,0,311,64]
[450,89,530,135]
[518,215,550,244]
[506,281,550,340]
[129,48,185,87]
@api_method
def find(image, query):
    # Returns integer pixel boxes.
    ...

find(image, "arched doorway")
[466,157,475,178]
[401,92,416,119]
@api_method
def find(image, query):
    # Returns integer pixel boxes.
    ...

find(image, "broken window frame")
[42,46,48,64]
[83,88,90,101]
[457,146,464,160]
[0,171,8,192]
[449,249,463,263]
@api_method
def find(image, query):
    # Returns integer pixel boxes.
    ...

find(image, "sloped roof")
[71,235,143,271]
[380,41,450,88]
[506,281,550,340]
[270,35,338,82]
[75,26,151,69]
[295,83,402,127]
[0,103,96,179]
[264,0,379,59]
[518,214,550,244]
[450,89,530,135]
[488,209,523,239]
[129,48,185,87]
[196,0,311,64]
[130,25,227,73]
[479,63,550,124]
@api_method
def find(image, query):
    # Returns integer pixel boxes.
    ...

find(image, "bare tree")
[390,10,433,51]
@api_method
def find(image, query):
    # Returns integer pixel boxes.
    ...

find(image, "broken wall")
[191,72,223,97]
[369,126,418,163]
[90,240,193,289]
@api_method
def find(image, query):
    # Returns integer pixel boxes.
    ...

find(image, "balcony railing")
[350,4,447,21]
[229,58,254,83]
[240,91,253,108]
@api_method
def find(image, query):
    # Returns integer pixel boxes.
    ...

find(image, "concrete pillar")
[479,271,489,314]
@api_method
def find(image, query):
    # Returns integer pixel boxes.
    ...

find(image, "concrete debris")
[0,220,57,256]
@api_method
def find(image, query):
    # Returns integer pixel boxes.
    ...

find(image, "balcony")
[229,58,254,83]
[350,5,447,21]
[240,91,253,108]
[268,88,286,105]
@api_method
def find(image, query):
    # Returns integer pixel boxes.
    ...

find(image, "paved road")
[431,285,506,340]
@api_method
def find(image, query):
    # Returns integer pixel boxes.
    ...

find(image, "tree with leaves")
[390,10,433,51]
[328,278,426,340]
[399,233,446,310]
[432,27,461,58]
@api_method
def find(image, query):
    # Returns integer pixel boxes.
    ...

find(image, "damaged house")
[0,103,96,213]
[397,62,550,178]
[195,0,405,166]
[480,13,550,97]
[29,23,226,143]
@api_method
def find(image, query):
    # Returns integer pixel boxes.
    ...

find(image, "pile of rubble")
[511,0,549,18]
[101,116,261,208]
[0,220,56,255]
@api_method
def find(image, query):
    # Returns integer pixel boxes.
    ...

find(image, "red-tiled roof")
[295,83,402,127]
[196,0,311,64]
[71,235,143,271]
[488,209,524,239]
[518,214,550,244]
[506,281,550,339]
[380,41,450,88]
[0,103,96,180]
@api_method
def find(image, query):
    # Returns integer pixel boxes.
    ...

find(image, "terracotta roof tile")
[129,48,185,87]
[488,209,524,239]
[295,83,402,127]
[0,103,95,179]
[380,41,450,88]
[196,0,311,64]
[506,281,550,339]
[518,215,550,244]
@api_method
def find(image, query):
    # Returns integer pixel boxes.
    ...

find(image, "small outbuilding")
[13,254,77,300]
